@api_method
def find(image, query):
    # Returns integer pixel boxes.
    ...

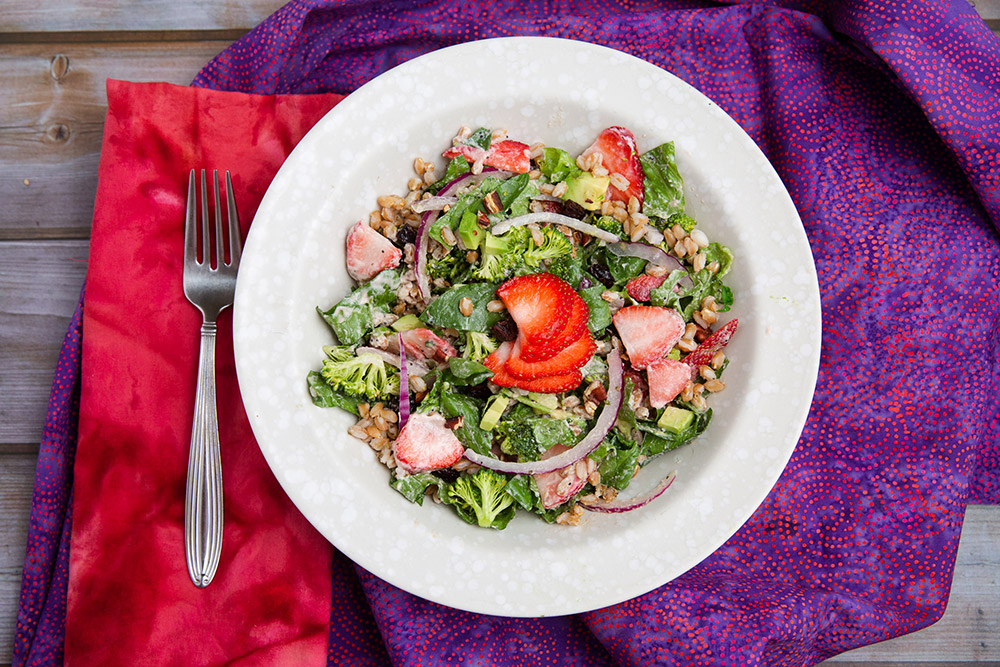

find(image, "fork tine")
[200,170,210,267]
[225,171,241,266]
[213,170,225,269]
[184,170,197,265]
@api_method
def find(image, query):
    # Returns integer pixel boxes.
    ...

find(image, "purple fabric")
[14,0,999,665]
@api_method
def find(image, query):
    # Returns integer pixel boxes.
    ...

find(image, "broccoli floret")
[319,347,399,401]
[443,469,517,529]
[667,212,698,233]
[524,227,572,267]
[496,420,541,461]
[473,227,530,281]
[592,215,625,239]
[463,331,498,361]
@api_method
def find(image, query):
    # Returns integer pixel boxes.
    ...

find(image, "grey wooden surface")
[1,1,998,665]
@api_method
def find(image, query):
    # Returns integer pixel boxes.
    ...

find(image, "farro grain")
[576,155,588,171]
[465,250,479,264]
[611,172,630,191]
[556,476,573,496]
[584,400,597,417]
[413,157,428,175]
[673,239,688,258]
[690,228,709,248]
[671,223,687,239]
[592,165,609,177]
[662,227,677,247]
[348,424,368,440]
[699,366,717,381]
[407,177,423,191]
[358,403,370,418]
[683,236,698,256]
[683,323,698,340]
[707,260,721,274]
[588,470,602,486]
[693,311,709,329]
[575,460,589,479]
[691,394,708,411]
[629,222,646,242]
[528,169,541,180]
[409,375,427,393]
[705,379,726,393]
[422,169,437,185]
[701,295,717,312]
[702,309,718,325]
[551,181,568,198]
[440,224,457,246]
[711,350,726,369]
[680,383,695,402]
[528,142,545,159]
[692,251,707,273]
[562,395,581,409]
[459,297,474,317]
[646,263,669,277]
[693,383,705,395]
[382,410,398,424]
[528,224,545,246]
[486,299,506,313]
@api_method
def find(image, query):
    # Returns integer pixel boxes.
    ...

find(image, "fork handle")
[184,321,224,588]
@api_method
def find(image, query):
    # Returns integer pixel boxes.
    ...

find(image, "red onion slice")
[580,471,676,513]
[397,334,411,429]
[356,346,431,377]
[462,348,624,474]
[414,211,435,303]
[607,241,683,269]
[437,168,512,197]
[490,212,621,244]
[411,196,457,213]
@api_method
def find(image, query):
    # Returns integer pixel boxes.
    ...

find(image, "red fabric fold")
[68,80,343,666]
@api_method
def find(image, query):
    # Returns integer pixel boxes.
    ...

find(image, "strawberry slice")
[534,444,589,509]
[346,220,402,282]
[581,126,644,205]
[646,358,695,408]
[514,369,583,394]
[399,328,457,363]
[497,273,575,350]
[682,319,739,367]
[484,342,583,393]
[625,274,667,302]
[393,412,465,473]
[505,335,595,381]
[442,140,531,174]
[612,305,685,369]
[518,293,589,362]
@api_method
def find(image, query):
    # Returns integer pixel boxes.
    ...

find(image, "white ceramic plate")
[234,36,821,617]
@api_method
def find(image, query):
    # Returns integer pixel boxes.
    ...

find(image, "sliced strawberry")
[392,412,465,473]
[497,273,575,350]
[506,335,595,381]
[646,358,695,408]
[518,293,589,362]
[484,342,583,393]
[513,369,583,394]
[534,444,589,509]
[442,140,531,174]
[581,126,644,205]
[682,319,739,367]
[346,220,402,282]
[612,305,685,369]
[625,274,667,302]
[400,328,457,363]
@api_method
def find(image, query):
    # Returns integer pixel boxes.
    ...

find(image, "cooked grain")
[711,350,726,369]
[459,297,474,317]
[690,228,709,248]
[487,299,506,313]
[692,251,707,273]
[705,379,726,393]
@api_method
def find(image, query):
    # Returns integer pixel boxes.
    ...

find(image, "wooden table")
[1,3,997,665]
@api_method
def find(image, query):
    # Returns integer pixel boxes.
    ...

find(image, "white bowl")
[233,36,821,617]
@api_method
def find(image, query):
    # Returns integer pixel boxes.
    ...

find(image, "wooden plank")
[0,453,40,667]
[0,241,88,445]
[0,42,234,240]
[823,504,1000,663]
[0,1,285,33]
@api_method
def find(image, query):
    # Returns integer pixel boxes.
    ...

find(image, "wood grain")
[0,241,88,445]
[0,1,285,34]
[0,43,235,240]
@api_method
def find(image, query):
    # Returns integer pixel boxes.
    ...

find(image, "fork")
[182,169,241,588]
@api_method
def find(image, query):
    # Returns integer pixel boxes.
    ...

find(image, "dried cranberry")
[491,319,518,342]
[560,199,588,220]
[395,225,416,247]
[589,262,614,287]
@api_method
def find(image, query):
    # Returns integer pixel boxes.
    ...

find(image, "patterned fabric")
[14,0,999,665]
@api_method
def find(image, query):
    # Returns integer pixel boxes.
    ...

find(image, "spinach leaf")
[317,269,399,345]
[509,180,539,217]
[578,283,612,333]
[505,474,538,511]
[649,268,732,319]
[465,127,493,151]
[444,357,493,386]
[426,155,471,194]
[638,408,713,458]
[442,392,492,455]
[600,248,647,286]
[537,147,582,183]
[639,141,685,220]
[615,378,637,439]
[703,242,734,277]
[496,172,531,209]
[598,432,642,491]
[428,176,503,244]
[421,282,501,332]
[306,371,363,414]
[390,472,441,505]
[532,417,584,450]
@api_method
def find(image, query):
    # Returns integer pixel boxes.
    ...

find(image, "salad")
[307,125,738,529]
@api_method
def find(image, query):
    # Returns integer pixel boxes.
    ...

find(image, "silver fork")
[182,169,241,588]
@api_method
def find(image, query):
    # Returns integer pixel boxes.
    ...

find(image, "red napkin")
[68,80,343,665]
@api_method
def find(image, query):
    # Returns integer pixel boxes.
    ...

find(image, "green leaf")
[465,127,493,151]
[421,282,502,332]
[444,357,493,386]
[390,472,441,505]
[531,417,584,450]
[317,269,400,345]
[426,155,471,194]
[306,371,363,414]
[441,392,492,456]
[505,474,538,511]
[547,254,584,288]
[615,378,637,439]
[639,141,685,220]
[578,283,612,334]
[638,408,713,458]
[537,147,582,183]
[598,433,642,491]
[703,242,734,277]
[600,247,647,287]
